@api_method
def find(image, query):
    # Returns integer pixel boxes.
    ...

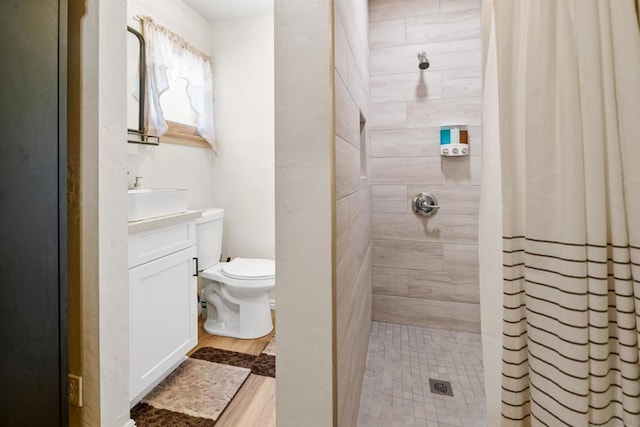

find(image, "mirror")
[127,26,159,145]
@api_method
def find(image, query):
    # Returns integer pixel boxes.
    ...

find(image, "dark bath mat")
[190,346,257,369]
[251,353,276,378]
[131,402,215,427]
[251,337,276,378]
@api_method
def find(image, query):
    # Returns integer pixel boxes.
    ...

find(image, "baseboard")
[269,299,276,310]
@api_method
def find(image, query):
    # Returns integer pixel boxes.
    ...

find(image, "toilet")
[196,208,275,339]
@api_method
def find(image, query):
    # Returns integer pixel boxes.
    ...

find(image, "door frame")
[59,0,69,423]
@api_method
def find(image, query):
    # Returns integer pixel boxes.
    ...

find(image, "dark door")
[0,0,67,425]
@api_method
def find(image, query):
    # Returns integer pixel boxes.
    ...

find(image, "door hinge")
[68,374,83,407]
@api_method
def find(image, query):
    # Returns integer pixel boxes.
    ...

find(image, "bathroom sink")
[128,188,188,222]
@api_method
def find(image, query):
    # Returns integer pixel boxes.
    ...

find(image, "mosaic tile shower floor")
[357,322,486,427]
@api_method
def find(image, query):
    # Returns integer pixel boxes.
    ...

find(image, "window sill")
[162,121,211,149]
[162,131,211,148]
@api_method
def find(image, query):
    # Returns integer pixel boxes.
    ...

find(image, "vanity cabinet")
[128,217,198,404]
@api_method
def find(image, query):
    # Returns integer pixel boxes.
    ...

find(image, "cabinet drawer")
[129,220,196,268]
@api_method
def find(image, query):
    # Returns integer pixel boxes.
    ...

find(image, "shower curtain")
[480,0,640,425]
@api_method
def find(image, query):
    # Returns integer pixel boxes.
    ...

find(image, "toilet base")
[203,317,273,340]
[200,264,275,340]
[202,282,274,340]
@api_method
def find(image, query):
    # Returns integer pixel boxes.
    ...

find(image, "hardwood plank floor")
[187,311,276,425]
[216,374,276,427]
[188,311,276,356]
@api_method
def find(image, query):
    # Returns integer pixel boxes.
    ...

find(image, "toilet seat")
[200,259,276,293]
[222,258,275,280]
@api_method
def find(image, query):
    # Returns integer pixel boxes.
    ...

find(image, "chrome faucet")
[134,176,143,188]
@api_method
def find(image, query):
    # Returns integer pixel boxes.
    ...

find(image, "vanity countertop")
[128,210,202,234]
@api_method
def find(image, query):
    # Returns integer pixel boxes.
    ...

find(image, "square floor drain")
[429,379,453,397]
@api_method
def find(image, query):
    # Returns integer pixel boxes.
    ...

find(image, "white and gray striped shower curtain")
[481,0,640,425]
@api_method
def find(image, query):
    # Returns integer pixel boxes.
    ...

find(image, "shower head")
[417,51,430,70]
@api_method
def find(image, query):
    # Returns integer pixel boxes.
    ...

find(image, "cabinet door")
[129,246,197,402]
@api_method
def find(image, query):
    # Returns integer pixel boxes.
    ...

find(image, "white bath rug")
[141,358,250,421]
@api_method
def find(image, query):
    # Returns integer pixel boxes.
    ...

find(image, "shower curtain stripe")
[501,238,640,425]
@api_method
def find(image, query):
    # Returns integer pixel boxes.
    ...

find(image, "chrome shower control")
[412,192,440,217]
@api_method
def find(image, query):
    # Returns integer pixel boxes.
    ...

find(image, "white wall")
[129,0,211,48]
[73,0,131,425]
[210,15,275,260]
[127,0,216,210]
[275,1,335,425]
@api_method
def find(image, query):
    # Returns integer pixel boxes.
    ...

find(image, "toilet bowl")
[196,209,275,339]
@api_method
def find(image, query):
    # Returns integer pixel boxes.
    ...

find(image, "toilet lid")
[222,258,275,280]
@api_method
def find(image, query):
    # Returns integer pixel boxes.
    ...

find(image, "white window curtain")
[140,16,216,150]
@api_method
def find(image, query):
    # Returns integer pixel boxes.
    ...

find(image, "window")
[160,77,204,144]
[160,78,198,127]
[139,16,216,150]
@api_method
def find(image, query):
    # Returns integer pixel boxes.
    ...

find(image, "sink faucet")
[134,176,143,188]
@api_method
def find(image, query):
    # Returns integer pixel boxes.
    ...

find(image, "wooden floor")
[187,312,276,427]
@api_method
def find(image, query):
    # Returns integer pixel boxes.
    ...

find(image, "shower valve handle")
[412,192,440,217]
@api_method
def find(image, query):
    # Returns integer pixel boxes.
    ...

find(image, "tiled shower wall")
[334,0,372,425]
[369,0,482,333]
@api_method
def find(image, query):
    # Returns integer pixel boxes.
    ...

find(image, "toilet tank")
[195,208,224,270]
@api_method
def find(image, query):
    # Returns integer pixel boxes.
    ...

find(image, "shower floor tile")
[357,322,486,427]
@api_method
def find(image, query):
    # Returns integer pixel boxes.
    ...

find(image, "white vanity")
[128,211,201,405]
